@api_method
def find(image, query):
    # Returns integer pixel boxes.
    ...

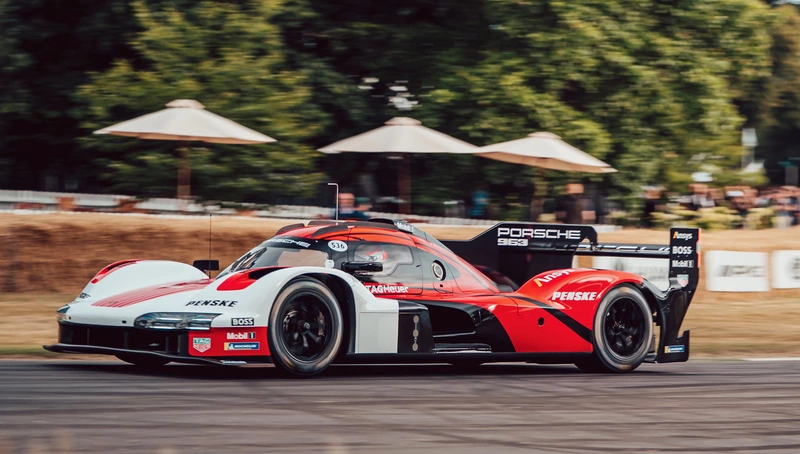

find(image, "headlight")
[56,305,70,322]
[134,313,221,330]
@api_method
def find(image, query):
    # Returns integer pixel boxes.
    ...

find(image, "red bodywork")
[280,223,647,355]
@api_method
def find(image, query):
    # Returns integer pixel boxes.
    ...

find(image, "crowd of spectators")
[335,181,799,230]
[550,182,799,229]
[640,183,800,229]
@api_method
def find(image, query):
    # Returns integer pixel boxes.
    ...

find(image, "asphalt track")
[1,360,800,453]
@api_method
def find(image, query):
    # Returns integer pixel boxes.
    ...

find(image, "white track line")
[742,357,800,362]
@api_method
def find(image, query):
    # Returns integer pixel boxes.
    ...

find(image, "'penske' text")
[551,291,598,302]
[185,300,238,307]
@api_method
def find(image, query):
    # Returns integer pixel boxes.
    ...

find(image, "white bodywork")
[65,261,399,354]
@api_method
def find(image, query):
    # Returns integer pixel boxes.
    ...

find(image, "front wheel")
[576,285,653,373]
[268,278,344,377]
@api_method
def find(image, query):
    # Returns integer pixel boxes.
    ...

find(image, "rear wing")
[442,223,700,296]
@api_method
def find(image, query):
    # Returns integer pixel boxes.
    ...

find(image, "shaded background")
[1,0,799,217]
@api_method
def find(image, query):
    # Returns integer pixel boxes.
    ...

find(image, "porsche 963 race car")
[46,220,700,377]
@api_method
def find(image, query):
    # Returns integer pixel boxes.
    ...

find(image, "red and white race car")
[46,221,699,377]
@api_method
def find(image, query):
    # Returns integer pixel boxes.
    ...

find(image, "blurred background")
[3,4,800,452]
[0,0,798,228]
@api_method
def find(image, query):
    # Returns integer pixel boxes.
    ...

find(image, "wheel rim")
[603,298,646,359]
[279,292,333,363]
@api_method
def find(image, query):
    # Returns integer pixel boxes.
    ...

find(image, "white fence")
[0,189,622,230]
[592,251,800,292]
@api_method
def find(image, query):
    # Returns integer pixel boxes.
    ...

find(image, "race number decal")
[328,240,348,252]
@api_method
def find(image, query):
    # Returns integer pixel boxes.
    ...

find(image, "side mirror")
[193,260,220,272]
[342,261,383,274]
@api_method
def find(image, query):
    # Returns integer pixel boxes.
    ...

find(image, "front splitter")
[43,343,271,366]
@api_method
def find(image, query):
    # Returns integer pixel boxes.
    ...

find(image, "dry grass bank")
[2,212,798,299]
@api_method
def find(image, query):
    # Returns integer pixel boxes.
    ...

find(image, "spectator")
[555,183,595,224]
[708,187,725,207]
[469,188,489,219]
[688,183,715,210]
[338,192,369,221]
[725,186,756,228]
[772,186,800,227]
[592,188,610,225]
[641,187,665,228]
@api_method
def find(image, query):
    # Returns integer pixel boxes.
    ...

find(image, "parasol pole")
[177,141,192,200]
[398,154,412,215]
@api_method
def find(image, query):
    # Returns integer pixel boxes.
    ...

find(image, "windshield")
[218,245,330,279]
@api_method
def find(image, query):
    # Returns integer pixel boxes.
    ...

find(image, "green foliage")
[74,0,325,202]
[757,4,800,185]
[0,0,136,189]
[423,0,773,205]
[1,0,794,216]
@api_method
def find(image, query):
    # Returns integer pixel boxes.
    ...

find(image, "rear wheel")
[115,354,170,368]
[268,278,343,377]
[575,285,653,373]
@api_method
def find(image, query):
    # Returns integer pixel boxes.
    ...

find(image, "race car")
[45,220,700,377]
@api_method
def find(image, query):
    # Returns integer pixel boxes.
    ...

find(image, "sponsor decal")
[328,240,348,252]
[366,284,409,294]
[706,251,769,292]
[677,274,689,287]
[770,252,800,289]
[192,337,211,353]
[224,342,260,351]
[266,237,311,248]
[551,291,598,302]
[226,332,256,340]
[231,317,254,326]
[533,269,575,287]
[395,221,414,233]
[497,238,529,247]
[185,300,238,307]
[498,227,581,242]
[78,292,90,299]
[672,246,693,255]
[718,265,765,278]
[671,260,695,268]
[673,232,693,241]
[664,345,685,354]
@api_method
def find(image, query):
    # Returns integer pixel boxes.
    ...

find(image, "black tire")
[575,285,653,373]
[268,278,344,377]
[115,354,170,368]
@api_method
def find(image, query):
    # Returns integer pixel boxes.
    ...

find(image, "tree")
[75,0,326,202]
[272,0,775,214]
[424,1,774,204]
[757,4,800,184]
[0,0,137,191]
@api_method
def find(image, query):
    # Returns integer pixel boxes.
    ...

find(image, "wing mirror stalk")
[342,261,383,274]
